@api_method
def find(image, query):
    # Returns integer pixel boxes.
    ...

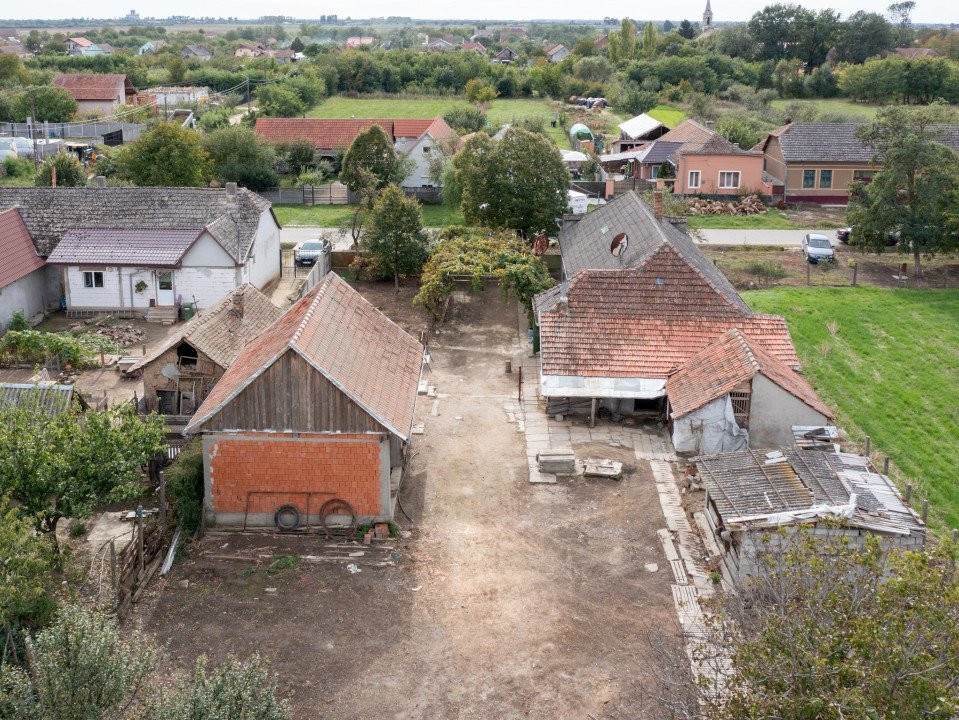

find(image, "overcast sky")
[3,0,957,25]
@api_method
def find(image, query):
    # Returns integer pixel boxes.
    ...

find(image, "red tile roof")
[53,73,133,101]
[186,273,423,439]
[665,328,831,419]
[255,117,454,149]
[461,42,487,52]
[538,245,800,379]
[0,208,44,289]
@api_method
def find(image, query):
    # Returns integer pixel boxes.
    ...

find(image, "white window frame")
[718,171,740,190]
[688,170,701,189]
[83,271,104,288]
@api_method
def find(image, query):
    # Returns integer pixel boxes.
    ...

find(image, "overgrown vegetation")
[165,440,205,536]
[0,329,118,369]
[415,227,554,319]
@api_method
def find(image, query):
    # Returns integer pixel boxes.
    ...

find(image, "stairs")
[145,306,178,325]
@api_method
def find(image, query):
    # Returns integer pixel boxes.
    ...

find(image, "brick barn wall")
[202,431,390,527]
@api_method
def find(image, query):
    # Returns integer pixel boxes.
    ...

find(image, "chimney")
[705,119,716,131]
[95,175,106,188]
[232,290,244,318]
[225,181,238,197]
[652,189,663,219]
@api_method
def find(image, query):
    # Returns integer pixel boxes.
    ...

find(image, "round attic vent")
[610,233,629,257]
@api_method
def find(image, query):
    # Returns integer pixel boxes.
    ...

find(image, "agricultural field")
[645,104,686,127]
[745,286,959,530]
[308,96,570,145]
[769,98,883,120]
[274,202,464,227]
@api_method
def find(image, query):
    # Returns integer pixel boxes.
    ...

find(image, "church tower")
[703,0,713,29]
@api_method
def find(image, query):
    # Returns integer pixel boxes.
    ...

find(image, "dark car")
[837,226,898,246]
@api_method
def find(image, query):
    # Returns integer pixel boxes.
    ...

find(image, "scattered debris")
[411,585,422,592]
[584,458,623,479]
[538,448,576,475]
[265,587,278,593]
[644,563,659,573]
[454,415,463,421]
[411,423,425,435]
[686,194,766,216]
[346,563,361,574]
[87,323,147,347]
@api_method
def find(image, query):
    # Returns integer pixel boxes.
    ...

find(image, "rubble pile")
[686,195,766,216]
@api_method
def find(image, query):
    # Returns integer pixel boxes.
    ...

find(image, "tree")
[340,124,406,193]
[835,11,895,63]
[0,400,165,550]
[118,122,209,186]
[847,105,959,275]
[0,500,57,644]
[0,604,156,720]
[573,55,613,83]
[443,106,487,133]
[167,56,186,84]
[716,113,771,151]
[255,85,305,117]
[148,655,291,720]
[283,138,317,175]
[608,18,637,62]
[358,184,429,288]
[415,227,554,320]
[11,86,76,123]
[454,126,570,236]
[465,78,497,104]
[619,85,660,116]
[692,529,959,720]
[290,37,305,53]
[642,21,659,58]
[34,152,86,187]
[677,20,696,40]
[202,125,278,190]
[888,0,916,46]
[662,20,675,32]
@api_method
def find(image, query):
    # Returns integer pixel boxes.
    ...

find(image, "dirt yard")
[131,285,686,719]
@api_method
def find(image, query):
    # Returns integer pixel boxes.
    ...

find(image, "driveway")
[695,228,835,247]
[280,226,353,250]
[136,286,690,719]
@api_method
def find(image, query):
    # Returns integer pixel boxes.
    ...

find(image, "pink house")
[658,134,774,198]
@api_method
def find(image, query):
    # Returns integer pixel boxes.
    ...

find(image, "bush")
[0,330,116,369]
[34,152,86,188]
[619,86,659,116]
[166,440,204,535]
[7,310,28,331]
[745,260,788,279]
[3,156,33,179]
[443,106,487,133]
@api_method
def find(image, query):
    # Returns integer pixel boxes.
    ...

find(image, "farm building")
[0,185,281,322]
[532,191,826,444]
[696,446,926,585]
[52,73,137,114]
[613,113,668,153]
[0,207,60,330]
[0,382,88,414]
[666,328,832,453]
[125,284,282,416]
[184,272,424,529]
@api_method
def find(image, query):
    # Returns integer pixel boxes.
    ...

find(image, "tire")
[274,503,301,531]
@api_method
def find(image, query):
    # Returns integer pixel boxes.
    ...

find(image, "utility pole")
[29,88,39,170]
[246,76,252,116]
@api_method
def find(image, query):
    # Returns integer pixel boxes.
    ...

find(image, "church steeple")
[703,0,713,28]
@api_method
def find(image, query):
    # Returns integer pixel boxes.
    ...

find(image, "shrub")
[745,260,788,279]
[0,330,116,369]
[3,156,33,179]
[7,310,28,331]
[166,440,205,535]
[443,106,487,133]
[34,152,86,188]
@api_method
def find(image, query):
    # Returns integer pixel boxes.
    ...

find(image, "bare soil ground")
[131,285,685,719]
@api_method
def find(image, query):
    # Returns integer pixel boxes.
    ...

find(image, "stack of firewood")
[686,195,766,216]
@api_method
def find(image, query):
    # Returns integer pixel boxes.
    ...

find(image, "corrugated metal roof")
[0,383,77,415]
[618,113,664,140]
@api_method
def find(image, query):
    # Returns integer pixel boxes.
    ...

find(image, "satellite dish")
[610,233,629,258]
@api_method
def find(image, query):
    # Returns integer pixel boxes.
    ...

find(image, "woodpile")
[92,324,146,346]
[686,194,766,216]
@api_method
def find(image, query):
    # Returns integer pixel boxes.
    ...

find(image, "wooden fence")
[259,183,442,206]
[113,509,170,618]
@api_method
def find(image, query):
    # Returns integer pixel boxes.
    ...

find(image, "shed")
[0,382,88,414]
[125,284,282,416]
[184,273,424,528]
[697,447,926,585]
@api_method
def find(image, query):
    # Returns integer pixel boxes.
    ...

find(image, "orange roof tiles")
[254,116,455,149]
[53,73,133,101]
[186,273,423,440]
[665,328,831,418]
[0,208,44,289]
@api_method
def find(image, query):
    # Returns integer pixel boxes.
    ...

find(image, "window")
[422,145,431,154]
[688,170,701,189]
[718,171,740,189]
[158,272,173,291]
[854,170,876,183]
[83,271,103,288]
[802,169,816,188]
[650,165,659,179]
[729,390,751,428]
[819,169,832,189]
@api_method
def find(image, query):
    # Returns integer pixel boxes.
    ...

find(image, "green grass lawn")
[744,286,959,530]
[769,98,883,120]
[308,96,568,145]
[686,208,800,230]
[646,104,686,128]
[274,202,464,227]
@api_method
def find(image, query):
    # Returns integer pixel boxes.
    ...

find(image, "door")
[156,271,175,306]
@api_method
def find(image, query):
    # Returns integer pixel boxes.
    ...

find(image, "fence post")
[159,471,168,528]
[851,262,858,287]
[136,506,145,574]
[110,539,118,596]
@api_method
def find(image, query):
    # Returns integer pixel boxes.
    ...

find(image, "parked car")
[293,239,330,266]
[837,226,897,246]
[802,233,834,263]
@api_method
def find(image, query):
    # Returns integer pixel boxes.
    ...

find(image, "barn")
[183,273,424,529]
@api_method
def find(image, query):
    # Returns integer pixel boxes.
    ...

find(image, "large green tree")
[360,184,429,288]
[0,400,165,550]
[847,105,959,275]
[641,21,659,58]
[202,125,278,190]
[454,126,570,236]
[254,84,305,117]
[0,500,57,642]
[11,86,76,123]
[118,122,210,186]
[340,123,406,193]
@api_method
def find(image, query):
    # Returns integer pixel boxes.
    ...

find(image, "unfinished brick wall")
[206,432,386,522]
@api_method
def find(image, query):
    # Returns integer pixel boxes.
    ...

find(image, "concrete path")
[695,228,836,247]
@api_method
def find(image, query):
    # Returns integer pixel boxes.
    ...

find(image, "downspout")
[117,267,123,309]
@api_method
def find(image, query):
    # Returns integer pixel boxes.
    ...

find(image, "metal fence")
[259,183,442,206]
[300,249,332,297]
[1,121,146,144]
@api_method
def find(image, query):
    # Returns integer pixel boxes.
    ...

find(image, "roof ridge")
[729,328,762,374]
[291,274,333,346]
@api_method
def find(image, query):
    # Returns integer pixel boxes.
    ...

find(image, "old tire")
[274,504,301,531]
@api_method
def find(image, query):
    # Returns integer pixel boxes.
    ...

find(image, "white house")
[0,208,59,330]
[546,44,570,63]
[0,185,280,323]
[145,86,211,106]
[393,117,457,189]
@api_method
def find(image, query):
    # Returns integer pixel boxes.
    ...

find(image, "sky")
[2,0,957,24]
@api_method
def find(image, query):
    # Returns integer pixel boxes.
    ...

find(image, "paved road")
[694,228,836,247]
[281,226,353,250]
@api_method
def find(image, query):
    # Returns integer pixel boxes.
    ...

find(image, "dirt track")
[133,285,685,719]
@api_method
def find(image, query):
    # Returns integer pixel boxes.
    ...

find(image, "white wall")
[75,99,121,114]
[242,208,281,289]
[64,264,238,311]
[181,233,236,268]
[401,134,441,188]
[0,266,58,330]
[174,267,239,309]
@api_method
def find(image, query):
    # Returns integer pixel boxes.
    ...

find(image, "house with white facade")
[0,185,280,323]
[52,74,137,114]
[0,208,59,330]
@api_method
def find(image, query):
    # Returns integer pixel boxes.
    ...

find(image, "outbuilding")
[184,273,424,529]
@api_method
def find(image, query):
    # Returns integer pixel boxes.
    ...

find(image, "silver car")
[802,233,834,264]
[293,239,330,266]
